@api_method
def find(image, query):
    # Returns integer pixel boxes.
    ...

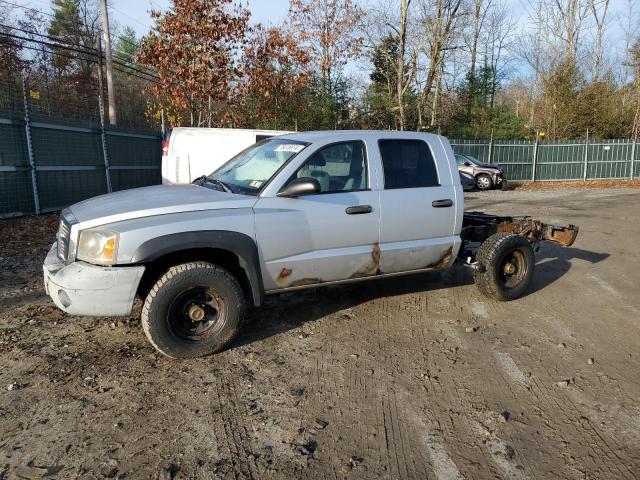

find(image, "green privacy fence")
[0,117,161,217]
[450,138,640,182]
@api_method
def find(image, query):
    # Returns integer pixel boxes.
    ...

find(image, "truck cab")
[249,131,463,290]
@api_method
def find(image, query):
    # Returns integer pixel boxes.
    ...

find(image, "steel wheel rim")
[167,287,226,342]
[498,250,527,288]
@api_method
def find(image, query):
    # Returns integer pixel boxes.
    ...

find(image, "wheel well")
[137,248,253,304]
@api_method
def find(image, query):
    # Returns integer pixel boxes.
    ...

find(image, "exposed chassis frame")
[458,211,579,264]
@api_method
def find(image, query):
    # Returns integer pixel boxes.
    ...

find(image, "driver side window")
[292,141,368,194]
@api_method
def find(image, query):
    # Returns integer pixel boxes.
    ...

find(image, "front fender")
[131,230,264,306]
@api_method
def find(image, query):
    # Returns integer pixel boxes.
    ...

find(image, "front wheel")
[142,262,245,358]
[474,233,535,301]
[476,173,493,190]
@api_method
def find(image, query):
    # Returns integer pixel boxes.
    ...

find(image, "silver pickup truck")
[43,131,578,358]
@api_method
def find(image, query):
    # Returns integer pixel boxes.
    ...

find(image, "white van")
[161,128,291,184]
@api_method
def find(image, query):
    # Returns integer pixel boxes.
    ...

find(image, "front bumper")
[43,243,145,316]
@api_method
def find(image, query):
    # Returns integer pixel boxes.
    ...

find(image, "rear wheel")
[476,173,493,190]
[474,233,534,301]
[142,262,245,358]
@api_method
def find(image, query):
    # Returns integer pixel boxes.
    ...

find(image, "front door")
[254,140,381,291]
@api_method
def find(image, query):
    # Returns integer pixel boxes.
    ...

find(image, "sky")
[13,0,631,45]
[105,0,292,36]
[11,0,635,80]
[16,0,293,36]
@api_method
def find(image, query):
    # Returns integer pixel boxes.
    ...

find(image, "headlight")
[76,227,119,265]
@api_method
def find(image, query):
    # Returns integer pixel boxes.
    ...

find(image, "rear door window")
[378,139,439,189]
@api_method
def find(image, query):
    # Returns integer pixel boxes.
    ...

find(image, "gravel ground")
[1,188,639,479]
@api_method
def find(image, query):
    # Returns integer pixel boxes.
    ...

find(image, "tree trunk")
[396,0,411,130]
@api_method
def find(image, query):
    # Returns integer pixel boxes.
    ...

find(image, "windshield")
[457,154,482,166]
[207,138,309,195]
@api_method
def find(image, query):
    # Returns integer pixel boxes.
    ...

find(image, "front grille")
[57,219,70,262]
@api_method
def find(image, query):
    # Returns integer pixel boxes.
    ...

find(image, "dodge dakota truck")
[43,131,578,358]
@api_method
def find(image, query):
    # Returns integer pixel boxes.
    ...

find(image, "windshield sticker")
[249,180,264,188]
[275,144,305,153]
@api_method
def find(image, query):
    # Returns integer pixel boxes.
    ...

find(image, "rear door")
[375,137,459,273]
[254,140,381,291]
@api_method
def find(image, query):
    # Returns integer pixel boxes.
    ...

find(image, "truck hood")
[69,184,257,227]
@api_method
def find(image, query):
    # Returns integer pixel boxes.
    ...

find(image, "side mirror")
[464,161,472,166]
[277,177,321,197]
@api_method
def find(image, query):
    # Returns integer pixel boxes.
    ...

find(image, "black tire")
[142,262,245,359]
[474,233,535,301]
[476,173,493,190]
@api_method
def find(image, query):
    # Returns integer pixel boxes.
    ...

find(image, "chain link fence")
[451,138,639,182]
[0,73,161,218]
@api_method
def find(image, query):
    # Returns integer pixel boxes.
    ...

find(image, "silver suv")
[455,154,505,190]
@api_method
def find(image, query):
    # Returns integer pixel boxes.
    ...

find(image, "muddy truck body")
[43,131,578,358]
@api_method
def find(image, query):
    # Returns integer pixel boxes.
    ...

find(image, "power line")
[111,4,153,30]
[0,24,160,79]
[1,29,97,56]
[0,31,161,84]
[0,0,151,52]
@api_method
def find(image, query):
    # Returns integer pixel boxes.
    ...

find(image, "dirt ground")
[1,187,639,479]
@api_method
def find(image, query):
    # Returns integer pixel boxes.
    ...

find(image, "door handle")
[432,199,453,208]
[346,205,373,215]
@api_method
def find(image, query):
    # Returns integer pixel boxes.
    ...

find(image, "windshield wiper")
[208,178,232,193]
[191,175,208,186]
[191,176,233,193]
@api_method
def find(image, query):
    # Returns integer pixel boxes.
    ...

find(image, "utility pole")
[99,0,117,125]
[96,36,112,192]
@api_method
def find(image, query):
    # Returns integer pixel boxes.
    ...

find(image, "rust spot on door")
[278,267,293,288]
[428,246,453,270]
[288,278,324,288]
[350,243,381,279]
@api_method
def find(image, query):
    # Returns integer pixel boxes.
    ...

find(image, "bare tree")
[396,0,415,129]
[590,0,609,80]
[618,0,638,85]
[288,0,365,96]
[467,0,493,79]
[416,0,465,130]
[551,0,592,65]
[363,0,419,130]
[482,1,515,107]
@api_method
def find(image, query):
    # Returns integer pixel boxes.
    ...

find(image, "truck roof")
[279,130,445,143]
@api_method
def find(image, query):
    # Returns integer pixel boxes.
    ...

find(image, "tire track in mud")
[417,287,530,478]
[492,279,640,465]
[460,262,640,477]
[212,376,262,479]
[430,290,596,479]
[382,285,499,479]
[490,341,639,479]
[297,288,466,480]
